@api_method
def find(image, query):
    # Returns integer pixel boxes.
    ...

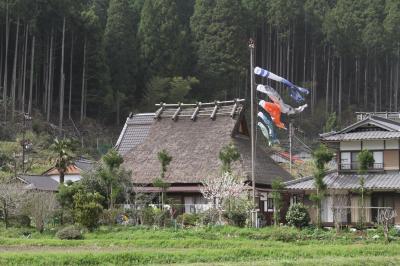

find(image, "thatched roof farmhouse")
[116,99,292,223]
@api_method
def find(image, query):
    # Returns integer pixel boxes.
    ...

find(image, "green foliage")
[57,181,84,211]
[73,191,104,231]
[271,178,284,226]
[100,208,124,226]
[50,138,74,184]
[191,0,246,98]
[56,226,83,240]
[286,203,310,228]
[13,215,31,227]
[323,112,338,132]
[311,144,333,227]
[144,76,198,109]
[358,149,375,174]
[219,143,240,173]
[139,0,192,77]
[157,149,172,178]
[97,149,131,208]
[3,226,400,265]
[224,210,247,227]
[312,144,334,170]
[177,213,200,227]
[104,0,139,122]
[102,149,123,171]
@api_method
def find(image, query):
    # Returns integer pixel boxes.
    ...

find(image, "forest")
[0,0,399,138]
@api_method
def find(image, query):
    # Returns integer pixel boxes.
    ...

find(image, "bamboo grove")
[0,0,399,136]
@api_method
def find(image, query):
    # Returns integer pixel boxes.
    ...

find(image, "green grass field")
[1,225,400,265]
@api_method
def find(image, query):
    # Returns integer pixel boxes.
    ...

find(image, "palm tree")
[51,138,73,184]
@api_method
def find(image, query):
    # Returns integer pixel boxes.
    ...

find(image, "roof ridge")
[370,115,400,126]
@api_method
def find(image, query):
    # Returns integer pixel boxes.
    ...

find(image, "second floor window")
[340,151,383,170]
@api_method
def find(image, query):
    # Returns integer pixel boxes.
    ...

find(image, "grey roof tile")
[322,131,400,141]
[321,115,400,141]
[285,172,400,190]
[18,175,59,191]
[115,113,155,155]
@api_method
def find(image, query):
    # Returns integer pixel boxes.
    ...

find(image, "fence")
[331,206,394,226]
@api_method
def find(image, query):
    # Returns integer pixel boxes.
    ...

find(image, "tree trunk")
[47,28,54,122]
[68,31,74,119]
[116,90,120,125]
[331,56,335,112]
[59,169,65,184]
[338,56,342,120]
[395,44,399,111]
[374,59,378,112]
[28,36,35,115]
[356,57,359,105]
[11,18,20,122]
[303,18,307,82]
[3,203,8,229]
[364,57,368,109]
[80,36,87,122]
[3,1,9,122]
[326,46,330,114]
[312,47,316,114]
[22,24,28,114]
[59,17,66,136]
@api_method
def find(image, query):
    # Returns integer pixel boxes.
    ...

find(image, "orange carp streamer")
[259,100,286,130]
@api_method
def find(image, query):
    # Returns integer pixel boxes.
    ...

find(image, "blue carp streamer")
[254,66,309,102]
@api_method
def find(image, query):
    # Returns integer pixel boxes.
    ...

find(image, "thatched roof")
[121,100,292,186]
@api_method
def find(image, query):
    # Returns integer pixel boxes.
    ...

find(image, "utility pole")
[249,38,257,227]
[21,113,31,173]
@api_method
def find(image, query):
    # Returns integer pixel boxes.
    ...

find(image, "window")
[290,195,299,206]
[340,152,351,169]
[351,152,359,169]
[263,194,274,212]
[372,151,383,169]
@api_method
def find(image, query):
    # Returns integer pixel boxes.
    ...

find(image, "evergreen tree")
[104,0,139,125]
[139,0,192,78]
[191,0,246,99]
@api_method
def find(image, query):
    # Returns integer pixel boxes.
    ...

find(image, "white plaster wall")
[340,141,361,151]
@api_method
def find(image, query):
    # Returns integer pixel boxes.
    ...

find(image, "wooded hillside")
[0,0,399,137]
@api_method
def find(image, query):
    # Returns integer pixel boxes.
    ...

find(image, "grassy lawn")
[0,225,400,265]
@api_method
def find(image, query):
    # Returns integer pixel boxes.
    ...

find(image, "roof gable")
[321,115,400,141]
[340,116,400,133]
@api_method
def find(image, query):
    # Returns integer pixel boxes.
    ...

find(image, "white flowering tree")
[200,172,249,224]
[378,208,397,243]
[0,182,25,228]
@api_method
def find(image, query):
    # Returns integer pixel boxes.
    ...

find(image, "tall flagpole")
[249,39,256,227]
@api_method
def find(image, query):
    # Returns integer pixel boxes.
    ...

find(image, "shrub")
[224,210,247,227]
[56,226,83,240]
[141,207,155,226]
[268,226,299,241]
[16,215,31,227]
[177,213,200,227]
[100,208,124,226]
[73,192,104,231]
[201,209,219,226]
[286,203,310,228]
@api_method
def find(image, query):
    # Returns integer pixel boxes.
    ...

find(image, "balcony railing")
[340,163,384,171]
